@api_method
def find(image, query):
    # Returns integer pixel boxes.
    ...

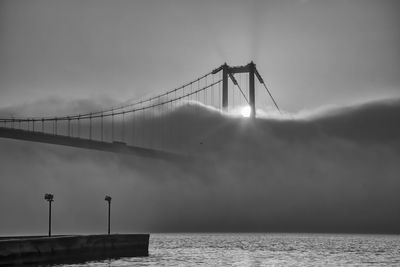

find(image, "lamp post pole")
[44,193,54,237]
[105,195,112,235]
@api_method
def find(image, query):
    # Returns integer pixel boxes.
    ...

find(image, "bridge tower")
[214,61,260,118]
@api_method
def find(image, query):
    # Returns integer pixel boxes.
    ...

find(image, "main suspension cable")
[255,69,281,113]
[261,82,281,113]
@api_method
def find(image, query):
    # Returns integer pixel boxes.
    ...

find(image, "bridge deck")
[0,127,186,161]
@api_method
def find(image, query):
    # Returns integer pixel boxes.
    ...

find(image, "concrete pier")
[0,234,149,265]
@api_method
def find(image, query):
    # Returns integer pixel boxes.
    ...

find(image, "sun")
[240,106,251,118]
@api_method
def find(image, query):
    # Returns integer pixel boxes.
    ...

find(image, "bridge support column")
[248,62,256,118]
[222,63,229,111]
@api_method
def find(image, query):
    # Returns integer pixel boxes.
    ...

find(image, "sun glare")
[241,106,251,118]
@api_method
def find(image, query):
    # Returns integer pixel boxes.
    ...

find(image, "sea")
[55,233,400,266]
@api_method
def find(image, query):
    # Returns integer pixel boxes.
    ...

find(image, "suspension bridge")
[0,62,280,160]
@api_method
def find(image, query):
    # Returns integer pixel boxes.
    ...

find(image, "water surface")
[56,233,400,266]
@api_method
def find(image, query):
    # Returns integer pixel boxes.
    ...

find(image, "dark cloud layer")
[0,98,399,235]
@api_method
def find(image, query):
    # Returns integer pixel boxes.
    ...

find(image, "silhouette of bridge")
[0,62,279,160]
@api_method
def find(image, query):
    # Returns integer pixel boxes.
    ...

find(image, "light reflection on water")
[56,233,400,266]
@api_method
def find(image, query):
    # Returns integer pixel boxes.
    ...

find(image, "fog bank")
[0,98,399,235]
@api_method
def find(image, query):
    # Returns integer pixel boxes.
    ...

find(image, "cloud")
[0,97,399,235]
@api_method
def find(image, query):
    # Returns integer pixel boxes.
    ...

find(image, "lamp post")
[44,193,54,237]
[105,195,112,235]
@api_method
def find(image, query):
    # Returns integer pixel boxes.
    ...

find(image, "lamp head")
[105,195,112,202]
[44,193,54,202]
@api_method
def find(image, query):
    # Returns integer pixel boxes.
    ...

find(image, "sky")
[1,0,399,112]
[0,0,400,235]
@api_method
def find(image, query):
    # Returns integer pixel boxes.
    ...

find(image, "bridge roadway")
[0,127,187,161]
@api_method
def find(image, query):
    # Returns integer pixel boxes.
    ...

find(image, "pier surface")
[0,234,149,265]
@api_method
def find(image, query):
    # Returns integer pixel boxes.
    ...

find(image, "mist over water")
[0,98,400,235]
